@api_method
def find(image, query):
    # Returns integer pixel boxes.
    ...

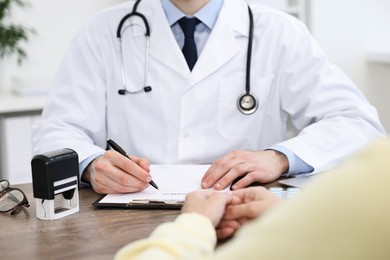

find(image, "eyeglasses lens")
[0,180,9,191]
[0,189,25,212]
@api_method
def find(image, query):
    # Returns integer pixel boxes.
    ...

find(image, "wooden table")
[1,180,287,259]
[0,183,180,260]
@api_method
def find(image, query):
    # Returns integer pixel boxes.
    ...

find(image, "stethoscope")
[116,0,258,115]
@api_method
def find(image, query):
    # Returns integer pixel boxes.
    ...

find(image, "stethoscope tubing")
[237,6,259,115]
[116,0,258,114]
[117,0,151,94]
[245,5,254,95]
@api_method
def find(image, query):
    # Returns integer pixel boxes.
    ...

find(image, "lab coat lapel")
[134,0,249,83]
[141,1,190,78]
[189,0,250,87]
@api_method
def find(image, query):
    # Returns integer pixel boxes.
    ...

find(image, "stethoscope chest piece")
[237,93,258,115]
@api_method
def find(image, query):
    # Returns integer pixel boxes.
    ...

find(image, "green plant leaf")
[0,0,34,64]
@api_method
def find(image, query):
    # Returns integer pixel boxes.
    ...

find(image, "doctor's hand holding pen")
[201,150,289,191]
[82,150,153,194]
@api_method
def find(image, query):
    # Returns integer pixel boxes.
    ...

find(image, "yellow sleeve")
[116,138,390,260]
[214,138,390,259]
[115,213,216,260]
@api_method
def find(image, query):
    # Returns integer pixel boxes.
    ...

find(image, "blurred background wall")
[0,0,389,184]
[2,0,388,130]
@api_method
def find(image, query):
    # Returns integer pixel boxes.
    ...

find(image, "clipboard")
[92,165,228,210]
[93,197,184,209]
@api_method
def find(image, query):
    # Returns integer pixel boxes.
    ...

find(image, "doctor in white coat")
[32,0,385,194]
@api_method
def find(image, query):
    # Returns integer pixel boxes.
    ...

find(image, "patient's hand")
[216,187,283,239]
[181,190,232,227]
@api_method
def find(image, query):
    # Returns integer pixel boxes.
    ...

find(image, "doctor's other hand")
[181,190,232,227]
[216,187,283,239]
[82,150,152,194]
[201,150,289,190]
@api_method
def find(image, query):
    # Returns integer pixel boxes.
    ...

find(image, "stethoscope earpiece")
[237,93,258,115]
[144,86,152,92]
[118,87,152,95]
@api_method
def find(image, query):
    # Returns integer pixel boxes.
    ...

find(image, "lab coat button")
[183,133,189,138]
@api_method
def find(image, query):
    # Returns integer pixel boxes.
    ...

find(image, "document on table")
[93,164,231,209]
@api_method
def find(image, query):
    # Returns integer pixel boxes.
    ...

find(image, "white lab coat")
[32,0,385,174]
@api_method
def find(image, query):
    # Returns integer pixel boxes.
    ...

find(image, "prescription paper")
[99,164,230,204]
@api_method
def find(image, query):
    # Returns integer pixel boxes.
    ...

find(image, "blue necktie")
[178,17,200,71]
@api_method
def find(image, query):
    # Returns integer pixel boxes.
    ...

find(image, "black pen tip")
[150,180,159,190]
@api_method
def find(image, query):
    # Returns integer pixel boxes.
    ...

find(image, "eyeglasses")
[0,179,30,215]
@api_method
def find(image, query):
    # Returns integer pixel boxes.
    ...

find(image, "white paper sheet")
[99,164,230,204]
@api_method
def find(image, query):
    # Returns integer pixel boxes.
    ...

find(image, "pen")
[107,139,159,190]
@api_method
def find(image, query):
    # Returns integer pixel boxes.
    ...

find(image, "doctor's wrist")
[267,149,289,177]
[81,155,102,184]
